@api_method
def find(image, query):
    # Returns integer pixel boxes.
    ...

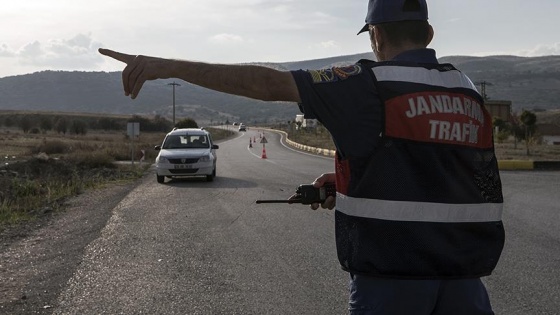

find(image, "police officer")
[100,0,504,313]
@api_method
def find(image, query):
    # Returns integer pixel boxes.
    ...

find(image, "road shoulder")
[0,180,139,314]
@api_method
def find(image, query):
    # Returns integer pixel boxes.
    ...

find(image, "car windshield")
[162,135,209,149]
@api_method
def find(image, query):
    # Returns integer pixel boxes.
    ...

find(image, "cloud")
[208,33,247,44]
[320,40,339,49]
[305,40,340,53]
[0,44,16,57]
[19,41,43,60]
[519,43,560,57]
[10,33,104,70]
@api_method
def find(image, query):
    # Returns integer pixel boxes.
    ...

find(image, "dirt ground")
[0,180,141,315]
[458,141,558,161]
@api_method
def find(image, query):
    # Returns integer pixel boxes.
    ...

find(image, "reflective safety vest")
[334,60,505,279]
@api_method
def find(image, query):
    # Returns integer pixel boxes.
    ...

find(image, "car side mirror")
[154,145,161,151]
[212,144,219,149]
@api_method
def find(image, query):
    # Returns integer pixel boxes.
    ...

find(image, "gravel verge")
[0,180,141,315]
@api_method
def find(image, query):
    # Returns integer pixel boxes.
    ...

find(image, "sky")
[1,0,559,78]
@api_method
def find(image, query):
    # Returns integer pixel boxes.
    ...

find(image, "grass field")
[0,126,233,227]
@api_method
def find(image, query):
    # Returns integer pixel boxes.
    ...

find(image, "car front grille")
[169,169,199,174]
[168,158,199,164]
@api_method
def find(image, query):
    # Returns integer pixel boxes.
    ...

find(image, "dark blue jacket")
[292,50,504,279]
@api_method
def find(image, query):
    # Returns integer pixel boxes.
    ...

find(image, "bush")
[68,152,116,169]
[496,130,510,143]
[105,146,135,161]
[175,118,198,129]
[35,140,69,155]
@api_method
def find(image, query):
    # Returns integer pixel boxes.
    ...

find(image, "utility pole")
[167,82,181,126]
[474,81,493,101]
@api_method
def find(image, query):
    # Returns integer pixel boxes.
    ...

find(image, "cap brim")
[357,24,369,35]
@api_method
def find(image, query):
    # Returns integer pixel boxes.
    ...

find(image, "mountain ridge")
[1,53,559,124]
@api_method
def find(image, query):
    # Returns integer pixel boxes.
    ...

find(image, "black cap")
[358,0,429,35]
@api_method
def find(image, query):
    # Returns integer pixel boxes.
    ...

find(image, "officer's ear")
[426,24,434,46]
[370,26,383,53]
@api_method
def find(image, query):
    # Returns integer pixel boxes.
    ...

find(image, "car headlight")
[157,156,169,163]
[199,154,211,162]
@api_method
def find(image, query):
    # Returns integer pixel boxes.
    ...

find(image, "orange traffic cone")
[261,145,267,159]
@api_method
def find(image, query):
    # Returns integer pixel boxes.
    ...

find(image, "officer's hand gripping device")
[256,183,336,205]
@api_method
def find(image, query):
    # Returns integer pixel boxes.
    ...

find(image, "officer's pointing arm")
[98,48,301,103]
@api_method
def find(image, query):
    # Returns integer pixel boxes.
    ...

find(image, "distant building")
[295,114,317,129]
[537,123,560,145]
[485,100,512,121]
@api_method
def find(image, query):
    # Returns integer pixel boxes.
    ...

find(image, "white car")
[154,128,219,183]
[238,124,247,131]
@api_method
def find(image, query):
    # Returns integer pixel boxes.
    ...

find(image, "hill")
[0,53,559,124]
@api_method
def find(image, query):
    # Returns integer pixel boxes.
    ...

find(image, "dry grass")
[285,127,560,161]
[0,126,234,226]
[495,141,560,161]
[0,128,167,163]
[1,126,234,163]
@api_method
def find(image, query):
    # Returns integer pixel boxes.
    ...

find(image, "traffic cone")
[249,139,252,148]
[261,145,267,159]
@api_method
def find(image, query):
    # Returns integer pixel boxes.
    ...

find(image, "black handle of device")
[255,182,336,205]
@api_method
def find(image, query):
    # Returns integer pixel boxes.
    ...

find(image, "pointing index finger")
[98,48,134,64]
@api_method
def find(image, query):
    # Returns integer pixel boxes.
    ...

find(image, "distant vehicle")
[232,122,238,126]
[238,124,247,132]
[154,128,219,183]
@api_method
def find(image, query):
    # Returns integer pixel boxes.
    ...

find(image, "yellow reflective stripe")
[372,66,477,91]
[336,193,503,223]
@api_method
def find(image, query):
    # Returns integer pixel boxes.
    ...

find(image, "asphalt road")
[46,129,560,314]
[55,129,347,315]
[485,170,560,314]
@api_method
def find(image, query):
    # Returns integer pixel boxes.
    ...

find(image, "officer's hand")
[98,48,170,99]
[310,173,336,210]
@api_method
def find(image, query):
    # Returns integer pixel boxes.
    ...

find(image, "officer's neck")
[376,43,427,61]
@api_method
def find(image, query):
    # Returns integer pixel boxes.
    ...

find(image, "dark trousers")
[348,274,494,315]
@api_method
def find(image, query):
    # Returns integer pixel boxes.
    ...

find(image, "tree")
[40,116,53,133]
[4,117,14,128]
[55,118,68,135]
[520,110,537,156]
[152,115,172,132]
[126,114,172,132]
[492,117,509,132]
[97,117,123,130]
[70,120,88,135]
[492,117,511,143]
[20,116,33,133]
[175,118,198,129]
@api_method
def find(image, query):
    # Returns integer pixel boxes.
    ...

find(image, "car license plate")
[174,164,193,169]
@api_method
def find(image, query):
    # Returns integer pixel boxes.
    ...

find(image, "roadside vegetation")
[277,109,560,161]
[1,109,558,228]
[0,111,233,228]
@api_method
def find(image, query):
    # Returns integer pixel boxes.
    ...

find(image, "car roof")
[167,128,209,136]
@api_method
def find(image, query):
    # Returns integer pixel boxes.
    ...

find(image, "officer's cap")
[358,0,429,35]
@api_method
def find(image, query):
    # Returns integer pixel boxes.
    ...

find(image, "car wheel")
[206,167,216,182]
[157,174,165,183]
